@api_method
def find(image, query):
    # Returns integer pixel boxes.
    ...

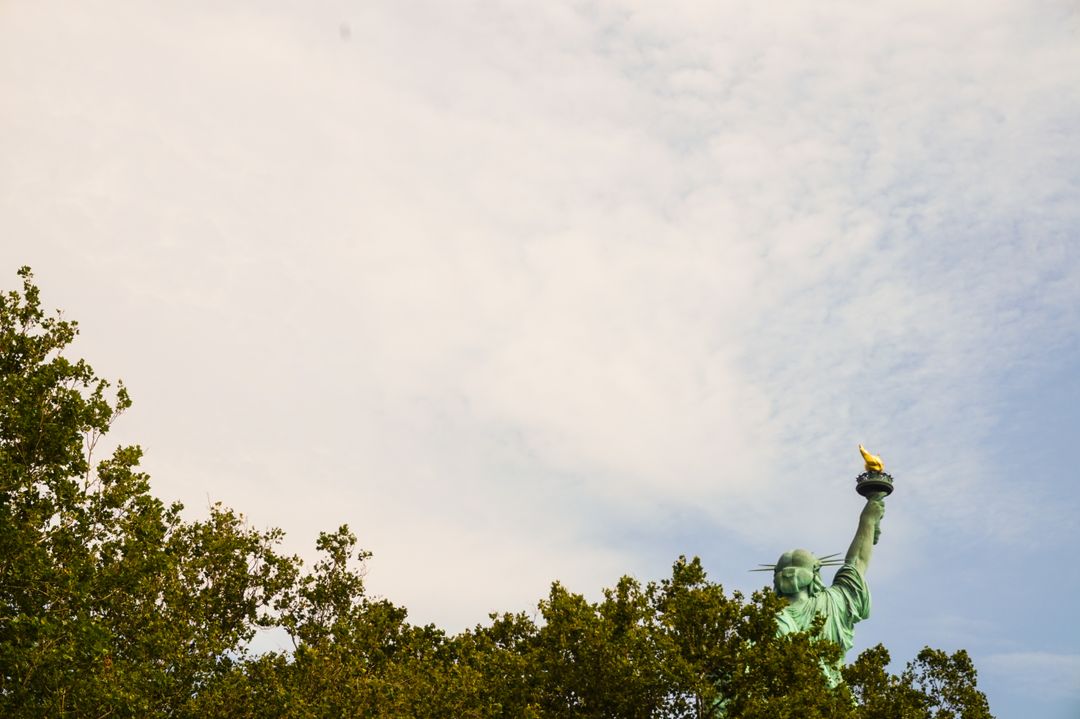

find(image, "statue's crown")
[749,551,843,573]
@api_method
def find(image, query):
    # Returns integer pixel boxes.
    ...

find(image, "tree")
[0,268,296,717]
[845,644,993,719]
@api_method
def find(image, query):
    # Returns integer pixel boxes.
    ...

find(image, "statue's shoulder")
[826,564,872,621]
[774,606,803,636]
[775,598,822,635]
[830,562,867,586]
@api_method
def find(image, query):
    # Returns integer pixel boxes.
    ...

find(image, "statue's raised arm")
[848,444,892,574]
[845,495,885,576]
[750,445,895,688]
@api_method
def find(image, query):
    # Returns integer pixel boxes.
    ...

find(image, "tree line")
[0,268,992,718]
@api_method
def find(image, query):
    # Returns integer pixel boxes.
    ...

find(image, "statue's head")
[773,548,827,598]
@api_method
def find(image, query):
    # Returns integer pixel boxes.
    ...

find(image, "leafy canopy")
[0,268,993,718]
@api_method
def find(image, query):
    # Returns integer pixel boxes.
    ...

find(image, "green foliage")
[845,645,993,719]
[0,267,994,718]
[0,268,297,717]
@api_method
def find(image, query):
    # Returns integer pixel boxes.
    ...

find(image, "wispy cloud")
[984,652,1080,699]
[1,0,1078,647]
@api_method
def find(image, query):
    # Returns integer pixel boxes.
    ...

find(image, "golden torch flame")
[859,444,884,473]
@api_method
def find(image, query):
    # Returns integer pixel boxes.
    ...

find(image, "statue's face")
[773,549,819,597]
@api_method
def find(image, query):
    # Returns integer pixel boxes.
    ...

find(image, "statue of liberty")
[753,445,890,687]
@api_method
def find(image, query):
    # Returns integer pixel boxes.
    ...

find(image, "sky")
[2,1,1079,716]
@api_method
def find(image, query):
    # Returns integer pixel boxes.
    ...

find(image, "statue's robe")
[775,563,871,686]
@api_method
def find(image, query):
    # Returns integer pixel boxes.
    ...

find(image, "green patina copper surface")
[770,520,876,687]
[757,448,890,686]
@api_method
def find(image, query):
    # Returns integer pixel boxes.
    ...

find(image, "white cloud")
[1,0,1078,635]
